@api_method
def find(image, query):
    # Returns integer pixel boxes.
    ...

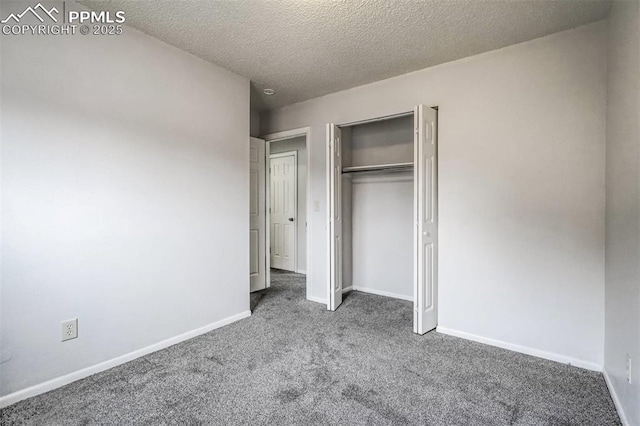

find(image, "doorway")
[269,136,307,279]
[249,128,311,302]
[269,150,298,272]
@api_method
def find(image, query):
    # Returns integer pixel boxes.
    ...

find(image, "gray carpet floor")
[1,269,621,425]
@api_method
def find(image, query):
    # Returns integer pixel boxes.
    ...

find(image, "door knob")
[288,218,294,222]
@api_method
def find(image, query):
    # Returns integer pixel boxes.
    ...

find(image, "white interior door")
[327,124,343,311]
[249,137,266,292]
[270,152,297,271]
[414,105,438,334]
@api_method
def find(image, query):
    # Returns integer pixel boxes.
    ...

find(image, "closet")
[326,105,438,335]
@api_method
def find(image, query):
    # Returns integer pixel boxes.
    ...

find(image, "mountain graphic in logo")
[1,3,59,24]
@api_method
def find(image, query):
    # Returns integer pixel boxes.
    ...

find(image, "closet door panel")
[327,124,343,311]
[414,105,438,335]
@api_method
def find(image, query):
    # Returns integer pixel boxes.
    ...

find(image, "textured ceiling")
[79,0,611,111]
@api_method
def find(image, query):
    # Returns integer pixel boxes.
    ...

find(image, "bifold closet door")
[327,124,343,311]
[414,105,438,334]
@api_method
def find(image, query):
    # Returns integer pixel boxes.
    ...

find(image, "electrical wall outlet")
[61,318,78,342]
[626,353,632,384]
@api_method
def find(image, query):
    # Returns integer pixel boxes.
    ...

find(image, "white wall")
[350,174,413,300]
[0,8,250,400]
[250,110,261,137]
[604,1,640,424]
[345,115,414,167]
[269,136,307,273]
[263,22,607,368]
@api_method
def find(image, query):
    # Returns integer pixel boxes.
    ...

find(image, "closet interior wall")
[341,115,415,301]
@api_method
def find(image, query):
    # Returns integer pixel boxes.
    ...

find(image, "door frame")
[269,151,298,273]
[261,127,311,298]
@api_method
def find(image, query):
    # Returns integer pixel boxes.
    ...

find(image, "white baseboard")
[436,326,602,372]
[306,294,326,304]
[351,286,413,302]
[296,269,307,274]
[0,310,252,409]
[603,369,631,426]
[343,286,353,292]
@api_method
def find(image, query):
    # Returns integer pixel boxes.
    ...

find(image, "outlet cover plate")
[61,318,78,342]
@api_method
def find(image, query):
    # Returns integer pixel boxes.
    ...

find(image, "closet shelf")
[342,162,414,174]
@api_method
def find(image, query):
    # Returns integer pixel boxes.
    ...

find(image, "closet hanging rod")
[342,162,414,174]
